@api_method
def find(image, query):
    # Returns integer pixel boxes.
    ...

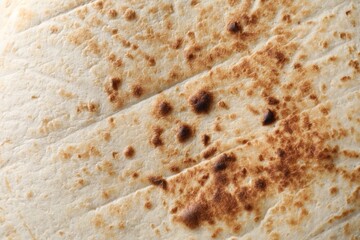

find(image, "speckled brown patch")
[189,90,214,114]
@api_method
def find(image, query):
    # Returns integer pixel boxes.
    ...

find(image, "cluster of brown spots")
[59,145,101,160]
[349,60,360,73]
[105,77,123,108]
[144,55,156,66]
[131,85,144,98]
[262,109,276,125]
[177,124,193,143]
[148,176,168,190]
[151,127,164,147]
[123,146,135,158]
[282,14,291,23]
[76,102,99,114]
[339,32,352,40]
[341,76,351,82]
[202,134,211,146]
[202,147,217,159]
[124,8,136,21]
[184,45,202,61]
[189,90,214,114]
[154,100,173,117]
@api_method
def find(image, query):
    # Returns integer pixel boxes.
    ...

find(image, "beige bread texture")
[0,0,359,239]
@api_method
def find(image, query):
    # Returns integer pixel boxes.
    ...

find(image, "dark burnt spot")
[148,176,168,190]
[262,109,276,125]
[157,101,173,117]
[202,134,211,146]
[123,146,135,158]
[255,178,267,191]
[227,22,242,34]
[111,78,121,91]
[267,97,280,105]
[186,52,195,61]
[132,85,143,98]
[189,90,214,114]
[214,152,237,172]
[214,161,227,172]
[177,124,193,143]
[277,148,286,159]
[219,152,237,162]
[244,204,253,211]
[151,127,164,147]
[178,203,209,229]
[274,51,288,65]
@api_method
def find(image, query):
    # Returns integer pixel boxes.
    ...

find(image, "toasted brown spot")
[170,166,180,173]
[132,172,139,179]
[330,187,338,195]
[102,132,111,142]
[132,85,143,98]
[341,76,351,82]
[177,124,193,143]
[177,203,208,229]
[263,109,276,125]
[189,90,214,114]
[172,38,183,49]
[123,146,135,158]
[111,78,121,91]
[124,8,136,21]
[218,100,229,109]
[214,152,237,172]
[203,147,217,159]
[156,101,173,117]
[151,127,164,147]
[148,176,168,190]
[227,22,242,33]
[255,178,267,191]
[112,152,119,159]
[145,201,152,209]
[202,134,211,146]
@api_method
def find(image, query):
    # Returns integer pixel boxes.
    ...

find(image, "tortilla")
[0,0,359,239]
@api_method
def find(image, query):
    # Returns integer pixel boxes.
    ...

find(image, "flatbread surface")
[0,0,359,239]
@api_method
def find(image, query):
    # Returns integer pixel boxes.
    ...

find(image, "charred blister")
[227,22,242,34]
[123,146,135,158]
[148,176,168,190]
[177,124,193,143]
[262,109,276,125]
[202,134,211,146]
[213,152,237,172]
[151,127,164,147]
[189,90,214,114]
[158,101,173,117]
